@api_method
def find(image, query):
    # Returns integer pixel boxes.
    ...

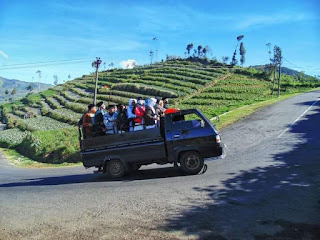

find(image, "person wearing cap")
[162,97,169,109]
[82,104,96,138]
[104,105,118,134]
[94,101,106,136]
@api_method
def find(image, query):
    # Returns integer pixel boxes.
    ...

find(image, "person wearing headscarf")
[134,98,146,131]
[144,98,159,129]
[127,99,137,131]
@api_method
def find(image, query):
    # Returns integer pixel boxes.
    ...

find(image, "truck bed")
[81,128,168,168]
[82,128,164,151]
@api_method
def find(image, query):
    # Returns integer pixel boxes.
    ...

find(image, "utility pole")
[92,57,102,105]
[271,66,276,95]
[278,61,281,97]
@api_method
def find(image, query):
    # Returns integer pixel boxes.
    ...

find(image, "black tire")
[107,160,125,178]
[179,151,204,175]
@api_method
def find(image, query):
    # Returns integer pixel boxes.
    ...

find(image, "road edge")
[213,88,320,130]
[1,88,319,169]
[0,147,82,169]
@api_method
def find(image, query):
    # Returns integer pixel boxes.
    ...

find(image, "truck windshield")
[172,113,206,131]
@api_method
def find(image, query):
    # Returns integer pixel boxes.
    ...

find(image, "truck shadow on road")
[0,166,187,188]
[163,101,320,240]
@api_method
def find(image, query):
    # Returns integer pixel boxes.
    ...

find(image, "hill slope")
[0,59,319,164]
[251,65,318,79]
[0,76,52,104]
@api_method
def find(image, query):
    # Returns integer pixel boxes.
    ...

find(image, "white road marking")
[277,98,320,138]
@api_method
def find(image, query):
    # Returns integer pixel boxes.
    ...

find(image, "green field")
[1,59,319,164]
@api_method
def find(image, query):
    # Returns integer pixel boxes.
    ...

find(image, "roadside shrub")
[16,128,80,163]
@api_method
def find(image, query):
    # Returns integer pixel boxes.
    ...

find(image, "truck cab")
[80,108,223,178]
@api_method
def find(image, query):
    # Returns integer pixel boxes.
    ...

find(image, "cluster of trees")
[33,70,72,88]
[263,44,283,96]
[184,36,246,67]
[229,35,246,66]
[4,88,17,96]
[103,62,115,70]
[185,43,210,58]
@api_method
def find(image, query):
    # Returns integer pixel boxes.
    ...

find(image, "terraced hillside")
[0,59,318,163]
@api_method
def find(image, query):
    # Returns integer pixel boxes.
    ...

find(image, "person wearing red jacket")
[134,98,146,131]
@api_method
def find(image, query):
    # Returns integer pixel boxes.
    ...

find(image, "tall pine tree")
[240,42,246,66]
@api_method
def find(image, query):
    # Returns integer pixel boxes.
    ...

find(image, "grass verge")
[0,147,82,168]
[213,88,320,130]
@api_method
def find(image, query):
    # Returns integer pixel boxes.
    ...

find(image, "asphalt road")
[1,90,319,240]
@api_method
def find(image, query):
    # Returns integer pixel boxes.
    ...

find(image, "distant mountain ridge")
[0,76,52,104]
[251,65,313,78]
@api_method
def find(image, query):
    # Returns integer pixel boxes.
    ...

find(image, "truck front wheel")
[179,151,204,175]
[107,160,125,178]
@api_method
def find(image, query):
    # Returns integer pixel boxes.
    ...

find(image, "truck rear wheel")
[107,160,125,178]
[180,151,204,175]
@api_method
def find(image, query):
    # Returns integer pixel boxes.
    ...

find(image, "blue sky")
[0,0,319,84]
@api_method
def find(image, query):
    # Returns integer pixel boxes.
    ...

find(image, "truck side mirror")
[201,120,205,128]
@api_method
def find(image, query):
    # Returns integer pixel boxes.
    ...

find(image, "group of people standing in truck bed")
[80,97,169,138]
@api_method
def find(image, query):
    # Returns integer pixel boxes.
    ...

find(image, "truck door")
[170,110,216,158]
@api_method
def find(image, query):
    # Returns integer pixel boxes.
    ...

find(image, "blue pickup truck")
[80,108,223,178]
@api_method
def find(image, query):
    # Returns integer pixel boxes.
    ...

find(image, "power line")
[0,57,93,70]
[282,57,303,69]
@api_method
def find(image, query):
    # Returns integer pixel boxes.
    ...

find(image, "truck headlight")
[216,134,221,143]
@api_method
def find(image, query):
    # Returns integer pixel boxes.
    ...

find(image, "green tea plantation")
[1,59,319,164]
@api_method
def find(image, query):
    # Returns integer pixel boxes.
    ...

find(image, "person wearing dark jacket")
[117,104,129,132]
[93,101,106,136]
[144,98,159,129]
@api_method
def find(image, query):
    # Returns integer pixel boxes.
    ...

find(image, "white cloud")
[120,59,137,69]
[236,13,315,30]
[0,50,8,59]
